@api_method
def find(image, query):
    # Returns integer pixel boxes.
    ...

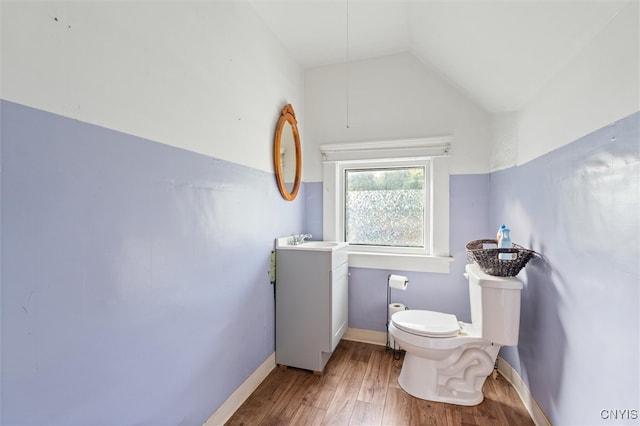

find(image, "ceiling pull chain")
[346,0,350,129]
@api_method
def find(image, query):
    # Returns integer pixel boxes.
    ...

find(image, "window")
[344,163,429,253]
[321,138,453,273]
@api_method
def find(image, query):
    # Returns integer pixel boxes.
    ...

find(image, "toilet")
[388,263,523,406]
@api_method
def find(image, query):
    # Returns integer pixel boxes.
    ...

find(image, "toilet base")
[397,344,499,406]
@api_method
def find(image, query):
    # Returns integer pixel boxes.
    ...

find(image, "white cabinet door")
[331,261,349,351]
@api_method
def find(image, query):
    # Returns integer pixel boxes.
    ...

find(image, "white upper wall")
[1,1,304,174]
[5,1,635,176]
[303,52,492,180]
[512,1,639,168]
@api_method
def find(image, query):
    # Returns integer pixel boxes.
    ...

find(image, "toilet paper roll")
[388,303,406,350]
[389,303,406,320]
[388,274,409,290]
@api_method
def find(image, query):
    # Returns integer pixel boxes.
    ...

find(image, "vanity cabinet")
[275,245,348,373]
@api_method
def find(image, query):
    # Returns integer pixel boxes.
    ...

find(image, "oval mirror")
[274,104,302,201]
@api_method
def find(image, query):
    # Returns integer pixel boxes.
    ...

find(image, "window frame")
[342,159,431,256]
[321,137,453,273]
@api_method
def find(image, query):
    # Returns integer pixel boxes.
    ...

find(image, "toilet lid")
[392,310,460,338]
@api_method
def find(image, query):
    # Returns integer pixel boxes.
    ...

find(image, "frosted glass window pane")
[345,167,426,247]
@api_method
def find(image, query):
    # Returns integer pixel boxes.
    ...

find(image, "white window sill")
[348,251,453,273]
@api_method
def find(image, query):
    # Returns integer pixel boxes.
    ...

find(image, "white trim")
[339,158,432,257]
[343,328,387,346]
[497,356,551,426]
[348,251,453,273]
[203,353,276,426]
[321,139,452,273]
[320,137,452,162]
[430,156,450,257]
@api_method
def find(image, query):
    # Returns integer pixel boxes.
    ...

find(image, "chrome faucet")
[291,233,312,245]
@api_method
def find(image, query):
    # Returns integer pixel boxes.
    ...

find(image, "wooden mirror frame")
[273,104,302,201]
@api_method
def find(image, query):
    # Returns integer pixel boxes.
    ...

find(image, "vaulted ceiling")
[251,1,631,112]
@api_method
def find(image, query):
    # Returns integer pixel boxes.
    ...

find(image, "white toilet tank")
[465,263,523,346]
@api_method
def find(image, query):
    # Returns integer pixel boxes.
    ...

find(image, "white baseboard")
[497,356,551,426]
[203,353,275,426]
[342,327,387,346]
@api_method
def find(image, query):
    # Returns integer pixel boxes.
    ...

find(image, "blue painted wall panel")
[490,112,639,425]
[303,181,323,239]
[1,100,304,425]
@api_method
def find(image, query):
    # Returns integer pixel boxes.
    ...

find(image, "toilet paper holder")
[386,274,409,356]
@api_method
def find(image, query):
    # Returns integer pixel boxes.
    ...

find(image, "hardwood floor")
[226,340,535,426]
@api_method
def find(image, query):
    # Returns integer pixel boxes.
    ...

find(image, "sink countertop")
[276,237,348,251]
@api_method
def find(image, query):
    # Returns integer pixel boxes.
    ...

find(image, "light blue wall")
[491,112,639,425]
[1,100,305,425]
[303,182,323,240]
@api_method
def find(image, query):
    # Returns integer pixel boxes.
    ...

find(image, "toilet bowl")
[388,263,523,406]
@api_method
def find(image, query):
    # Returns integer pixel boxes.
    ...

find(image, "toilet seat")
[391,310,460,338]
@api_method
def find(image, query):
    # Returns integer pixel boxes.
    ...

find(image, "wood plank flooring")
[226,340,535,426]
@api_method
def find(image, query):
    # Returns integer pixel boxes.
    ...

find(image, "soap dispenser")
[497,224,512,260]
